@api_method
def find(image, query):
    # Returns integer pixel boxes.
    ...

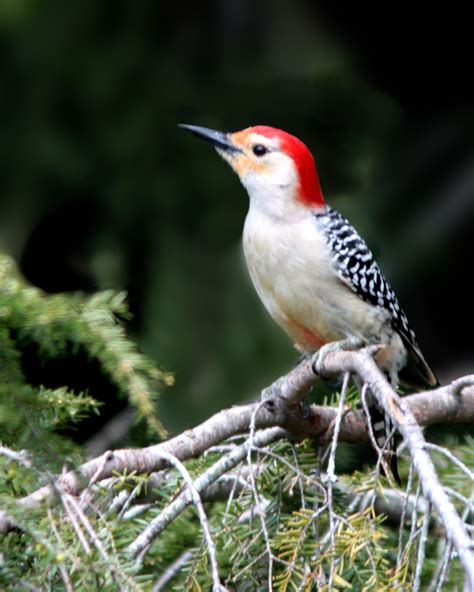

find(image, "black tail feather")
[390,452,401,486]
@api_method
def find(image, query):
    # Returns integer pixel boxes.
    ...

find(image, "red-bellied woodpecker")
[179,123,438,482]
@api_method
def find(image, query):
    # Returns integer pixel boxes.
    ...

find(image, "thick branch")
[1,355,473,536]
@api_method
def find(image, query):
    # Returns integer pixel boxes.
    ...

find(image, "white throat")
[241,155,308,222]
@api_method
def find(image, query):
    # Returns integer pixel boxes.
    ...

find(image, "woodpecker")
[179,123,438,481]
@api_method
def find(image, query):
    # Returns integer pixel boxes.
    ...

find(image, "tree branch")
[320,348,474,587]
[1,350,474,556]
[127,427,284,558]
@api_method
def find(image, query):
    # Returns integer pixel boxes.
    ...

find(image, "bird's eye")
[252,144,268,157]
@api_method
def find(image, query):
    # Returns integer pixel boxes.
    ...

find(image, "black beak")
[178,124,242,153]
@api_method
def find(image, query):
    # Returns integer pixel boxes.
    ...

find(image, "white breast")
[242,205,394,352]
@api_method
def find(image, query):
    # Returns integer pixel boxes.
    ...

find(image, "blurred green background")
[1,1,473,437]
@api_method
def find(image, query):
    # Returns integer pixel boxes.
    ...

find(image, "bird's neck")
[245,184,326,225]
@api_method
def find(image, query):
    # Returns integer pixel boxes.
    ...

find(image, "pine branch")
[127,427,284,559]
[320,347,474,588]
[2,349,473,542]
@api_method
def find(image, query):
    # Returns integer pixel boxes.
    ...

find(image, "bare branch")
[413,502,431,592]
[320,348,474,587]
[423,443,474,480]
[0,446,32,467]
[152,550,194,592]
[247,404,275,591]
[1,348,474,572]
[325,371,350,589]
[127,427,284,558]
[326,372,351,483]
[48,508,75,592]
[149,450,225,592]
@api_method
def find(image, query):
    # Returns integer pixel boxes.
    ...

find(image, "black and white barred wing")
[314,206,437,389]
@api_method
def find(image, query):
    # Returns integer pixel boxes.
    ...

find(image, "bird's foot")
[451,375,474,395]
[261,377,286,412]
[298,395,312,420]
[312,337,364,378]
[297,351,312,364]
[261,373,312,420]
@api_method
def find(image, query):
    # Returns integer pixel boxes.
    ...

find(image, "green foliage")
[2,428,473,589]
[0,254,170,449]
[0,252,170,588]
[1,254,472,589]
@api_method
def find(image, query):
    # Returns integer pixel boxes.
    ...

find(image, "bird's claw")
[312,338,364,377]
[261,378,285,412]
[298,396,312,420]
[451,375,474,395]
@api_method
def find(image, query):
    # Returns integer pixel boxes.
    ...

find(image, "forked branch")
[1,347,474,588]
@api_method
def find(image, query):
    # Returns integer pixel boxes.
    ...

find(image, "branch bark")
[320,348,474,587]
[127,427,284,558]
[1,350,474,572]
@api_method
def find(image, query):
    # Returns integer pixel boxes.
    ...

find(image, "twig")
[397,461,415,569]
[2,346,474,590]
[0,446,31,467]
[60,492,91,555]
[289,442,307,508]
[47,508,74,592]
[127,427,284,557]
[2,368,474,533]
[253,446,326,500]
[413,502,431,592]
[123,503,154,520]
[424,443,474,481]
[326,372,351,482]
[224,465,247,519]
[407,481,422,559]
[433,499,473,591]
[434,543,454,592]
[320,347,474,586]
[117,474,251,521]
[147,450,225,592]
[108,490,132,516]
[325,372,350,590]
[443,487,470,505]
[81,450,114,510]
[117,484,142,520]
[152,550,194,592]
[360,383,391,480]
[64,493,109,562]
[247,403,274,591]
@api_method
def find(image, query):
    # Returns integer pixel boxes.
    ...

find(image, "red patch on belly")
[287,319,327,351]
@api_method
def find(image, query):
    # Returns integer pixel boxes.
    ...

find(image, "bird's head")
[179,124,325,214]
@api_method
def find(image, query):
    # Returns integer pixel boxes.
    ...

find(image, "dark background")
[1,1,473,437]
